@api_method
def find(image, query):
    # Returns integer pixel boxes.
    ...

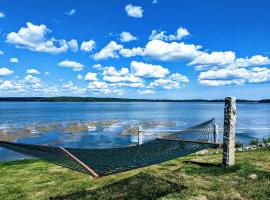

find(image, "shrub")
[235,141,243,148]
[262,137,270,144]
[249,138,260,146]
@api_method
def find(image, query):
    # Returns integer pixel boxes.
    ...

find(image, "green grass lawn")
[0,148,269,200]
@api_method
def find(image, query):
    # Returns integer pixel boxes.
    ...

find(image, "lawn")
[0,148,269,200]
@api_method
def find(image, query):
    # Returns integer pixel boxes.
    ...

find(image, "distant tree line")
[0,97,269,103]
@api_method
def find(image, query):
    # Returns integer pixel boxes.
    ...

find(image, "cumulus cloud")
[92,64,103,70]
[120,32,137,42]
[0,50,4,55]
[235,55,270,67]
[102,66,129,76]
[6,22,74,54]
[149,27,190,41]
[119,47,143,57]
[77,74,83,80]
[24,74,41,88]
[138,89,156,95]
[103,74,142,83]
[0,80,25,92]
[152,0,158,4]
[143,40,199,61]
[9,57,19,63]
[198,67,270,86]
[0,68,14,76]
[188,51,236,70]
[110,82,145,88]
[102,66,143,84]
[148,72,189,89]
[80,40,96,52]
[92,41,123,60]
[58,60,84,71]
[125,4,143,18]
[26,68,40,75]
[85,72,98,81]
[65,9,76,16]
[131,61,169,78]
[87,81,123,95]
[68,39,78,52]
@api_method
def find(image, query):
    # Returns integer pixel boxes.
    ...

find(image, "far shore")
[0,97,269,103]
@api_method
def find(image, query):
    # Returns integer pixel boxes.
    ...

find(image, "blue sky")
[0,0,270,99]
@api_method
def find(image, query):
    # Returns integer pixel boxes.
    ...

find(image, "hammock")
[0,118,219,178]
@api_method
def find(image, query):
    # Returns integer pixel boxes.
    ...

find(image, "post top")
[225,97,236,101]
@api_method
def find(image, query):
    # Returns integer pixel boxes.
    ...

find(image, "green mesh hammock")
[0,118,219,178]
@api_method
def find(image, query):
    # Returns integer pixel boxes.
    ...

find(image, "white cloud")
[87,81,123,95]
[24,74,41,88]
[26,68,40,75]
[199,79,245,86]
[65,9,76,16]
[85,72,98,81]
[103,74,142,83]
[80,40,96,52]
[58,60,84,71]
[92,64,103,70]
[169,73,189,82]
[131,61,169,78]
[149,27,190,41]
[138,89,156,95]
[102,66,129,76]
[0,50,4,55]
[143,40,199,61]
[92,41,123,60]
[119,47,143,57]
[111,82,145,88]
[120,32,137,42]
[148,72,189,90]
[0,80,25,92]
[87,81,108,89]
[149,78,181,90]
[0,68,14,76]
[198,67,270,86]
[45,72,50,75]
[6,22,71,54]
[188,51,236,70]
[77,74,83,80]
[0,12,5,18]
[125,4,143,18]
[9,57,19,63]
[68,39,78,52]
[152,0,158,4]
[236,55,270,67]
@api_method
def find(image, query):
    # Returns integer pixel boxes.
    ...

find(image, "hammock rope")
[0,118,219,178]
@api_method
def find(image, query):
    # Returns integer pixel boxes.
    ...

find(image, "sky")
[0,0,270,100]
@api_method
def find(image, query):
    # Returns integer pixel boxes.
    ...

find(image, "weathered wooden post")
[223,97,236,166]
[138,126,143,145]
[213,124,219,143]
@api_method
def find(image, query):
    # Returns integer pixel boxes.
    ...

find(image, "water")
[0,102,269,161]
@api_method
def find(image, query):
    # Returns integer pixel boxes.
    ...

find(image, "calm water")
[0,102,269,161]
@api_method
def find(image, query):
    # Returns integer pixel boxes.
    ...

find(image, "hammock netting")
[0,118,219,177]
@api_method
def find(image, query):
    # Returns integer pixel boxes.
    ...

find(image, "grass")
[0,148,269,200]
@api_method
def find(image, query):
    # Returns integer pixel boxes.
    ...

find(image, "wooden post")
[138,126,143,145]
[213,124,219,143]
[223,97,237,167]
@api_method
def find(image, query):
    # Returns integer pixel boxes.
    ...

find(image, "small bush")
[235,141,243,148]
[249,138,260,146]
[262,137,270,144]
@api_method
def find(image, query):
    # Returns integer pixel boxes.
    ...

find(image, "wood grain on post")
[213,124,219,143]
[138,126,143,145]
[223,97,236,166]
